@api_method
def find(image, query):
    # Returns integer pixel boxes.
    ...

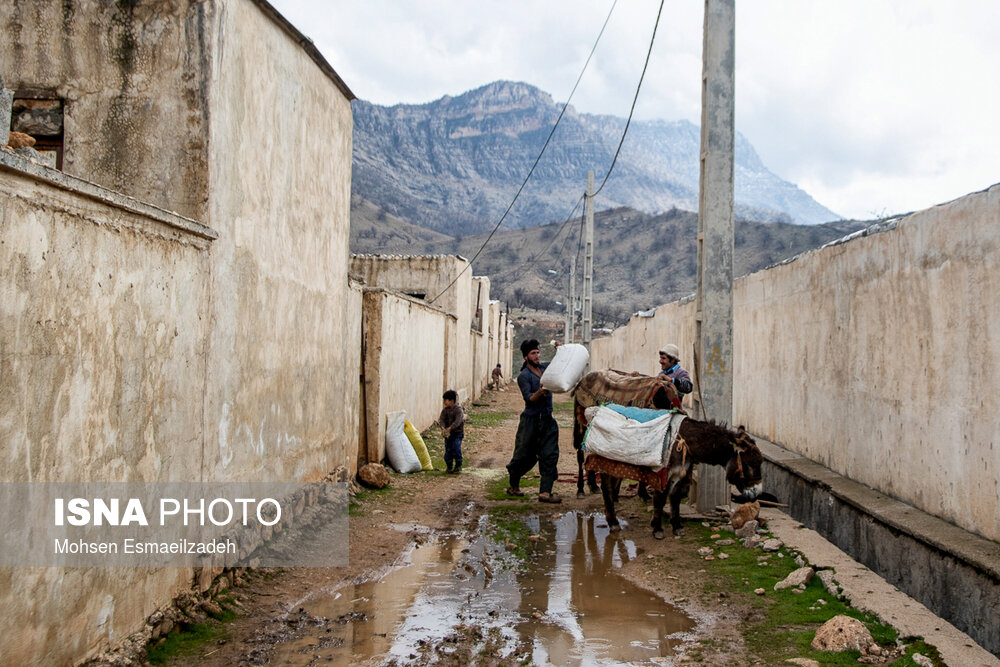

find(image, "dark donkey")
[573,370,764,539]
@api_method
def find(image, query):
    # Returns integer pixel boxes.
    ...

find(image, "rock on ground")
[775,567,815,591]
[815,569,841,597]
[811,614,874,652]
[735,519,758,538]
[784,658,820,667]
[358,463,390,488]
[730,500,760,529]
[762,538,784,552]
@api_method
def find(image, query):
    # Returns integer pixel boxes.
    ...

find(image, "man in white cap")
[658,343,693,399]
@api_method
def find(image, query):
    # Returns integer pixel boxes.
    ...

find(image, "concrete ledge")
[759,437,1000,658]
[0,149,218,242]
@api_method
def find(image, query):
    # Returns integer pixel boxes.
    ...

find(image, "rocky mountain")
[352,81,840,236]
[351,198,867,324]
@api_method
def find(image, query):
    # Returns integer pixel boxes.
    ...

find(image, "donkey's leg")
[650,489,668,540]
[601,474,621,532]
[576,448,586,499]
[637,482,651,502]
[587,469,600,495]
[669,478,691,536]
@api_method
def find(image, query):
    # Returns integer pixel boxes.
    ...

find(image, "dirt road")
[154,386,978,666]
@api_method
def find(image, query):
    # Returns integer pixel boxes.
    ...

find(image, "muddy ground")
[166,387,756,667]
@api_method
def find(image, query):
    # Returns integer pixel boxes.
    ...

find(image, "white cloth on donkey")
[583,405,686,469]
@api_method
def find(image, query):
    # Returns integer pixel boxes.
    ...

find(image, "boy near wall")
[439,389,465,474]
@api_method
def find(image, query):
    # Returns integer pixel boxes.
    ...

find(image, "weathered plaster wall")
[351,255,474,401]
[203,0,357,483]
[0,0,212,220]
[362,289,450,462]
[0,155,213,663]
[591,184,1000,543]
[734,184,1000,543]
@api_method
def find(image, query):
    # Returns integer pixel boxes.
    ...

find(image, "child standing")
[439,389,465,474]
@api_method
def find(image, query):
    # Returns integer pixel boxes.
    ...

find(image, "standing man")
[506,339,562,503]
[490,363,504,390]
[659,343,693,399]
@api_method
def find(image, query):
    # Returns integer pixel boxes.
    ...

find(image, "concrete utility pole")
[582,171,594,353]
[565,261,576,344]
[695,0,736,512]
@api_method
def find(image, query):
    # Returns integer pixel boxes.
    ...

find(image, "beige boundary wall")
[1,0,360,663]
[352,258,515,462]
[592,184,1000,543]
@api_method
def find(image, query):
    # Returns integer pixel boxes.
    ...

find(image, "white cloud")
[272,0,1000,221]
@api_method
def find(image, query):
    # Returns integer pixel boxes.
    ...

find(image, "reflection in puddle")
[271,512,694,665]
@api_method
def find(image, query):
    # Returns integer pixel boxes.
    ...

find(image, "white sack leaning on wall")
[386,411,422,473]
[541,343,590,393]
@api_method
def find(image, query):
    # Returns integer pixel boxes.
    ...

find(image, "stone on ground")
[735,519,758,538]
[811,614,874,652]
[358,463,390,488]
[762,538,783,552]
[785,659,820,667]
[775,566,815,591]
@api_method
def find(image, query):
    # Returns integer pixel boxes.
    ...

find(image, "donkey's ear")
[737,425,747,433]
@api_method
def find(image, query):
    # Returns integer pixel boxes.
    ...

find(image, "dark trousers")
[506,413,559,494]
[444,434,463,468]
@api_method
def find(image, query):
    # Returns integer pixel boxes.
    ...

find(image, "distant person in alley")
[506,339,561,503]
[490,363,504,390]
[658,343,693,400]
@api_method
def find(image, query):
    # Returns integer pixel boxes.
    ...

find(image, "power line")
[428,0,619,304]
[593,0,665,198]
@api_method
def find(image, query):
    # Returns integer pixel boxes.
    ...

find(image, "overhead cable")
[592,0,665,198]
[428,0,619,304]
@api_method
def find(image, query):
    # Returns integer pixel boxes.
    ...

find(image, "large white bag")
[540,343,590,393]
[385,410,422,474]
[583,406,686,469]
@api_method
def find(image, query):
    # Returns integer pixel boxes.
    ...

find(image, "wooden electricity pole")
[582,171,594,353]
[695,0,736,512]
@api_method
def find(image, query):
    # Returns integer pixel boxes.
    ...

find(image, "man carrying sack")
[506,339,562,503]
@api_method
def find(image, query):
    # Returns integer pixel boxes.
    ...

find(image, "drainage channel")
[270,511,694,666]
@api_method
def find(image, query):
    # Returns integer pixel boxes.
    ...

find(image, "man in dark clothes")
[506,339,562,503]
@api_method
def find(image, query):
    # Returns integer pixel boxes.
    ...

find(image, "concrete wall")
[362,289,451,462]
[592,184,1000,543]
[1,1,359,663]
[351,255,476,401]
[0,154,215,664]
[1,0,213,220]
[202,0,357,484]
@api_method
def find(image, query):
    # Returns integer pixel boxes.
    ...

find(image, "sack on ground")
[404,419,434,471]
[386,410,422,473]
[541,343,590,393]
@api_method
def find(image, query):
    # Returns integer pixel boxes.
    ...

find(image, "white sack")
[385,410,421,474]
[541,343,590,393]
[583,407,686,469]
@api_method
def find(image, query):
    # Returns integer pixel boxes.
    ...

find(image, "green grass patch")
[146,619,228,665]
[349,484,396,516]
[486,509,536,564]
[485,472,539,502]
[466,411,515,429]
[682,523,939,665]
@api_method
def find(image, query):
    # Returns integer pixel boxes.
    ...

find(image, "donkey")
[573,371,764,539]
[572,370,683,499]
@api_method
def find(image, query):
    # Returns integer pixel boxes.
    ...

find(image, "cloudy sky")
[270,0,1000,221]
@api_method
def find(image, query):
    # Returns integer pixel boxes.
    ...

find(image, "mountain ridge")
[351,80,841,235]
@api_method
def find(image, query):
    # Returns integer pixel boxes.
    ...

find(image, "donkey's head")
[724,426,763,499]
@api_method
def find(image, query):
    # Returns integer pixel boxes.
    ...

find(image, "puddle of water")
[270,511,694,666]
